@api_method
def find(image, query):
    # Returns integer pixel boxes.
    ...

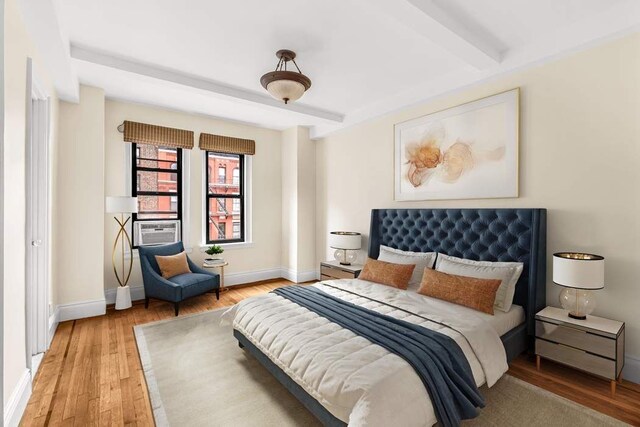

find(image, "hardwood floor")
[509,355,640,426]
[20,280,286,426]
[21,280,640,426]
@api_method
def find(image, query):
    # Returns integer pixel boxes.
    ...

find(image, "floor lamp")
[106,196,138,310]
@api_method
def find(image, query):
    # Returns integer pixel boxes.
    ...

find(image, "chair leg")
[215,288,220,300]
[174,302,180,317]
[144,297,150,309]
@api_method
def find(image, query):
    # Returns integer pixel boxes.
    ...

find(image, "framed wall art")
[394,88,519,201]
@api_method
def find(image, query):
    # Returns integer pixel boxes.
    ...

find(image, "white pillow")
[435,253,524,312]
[377,245,437,291]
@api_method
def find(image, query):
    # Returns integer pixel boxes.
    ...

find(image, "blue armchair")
[138,242,220,316]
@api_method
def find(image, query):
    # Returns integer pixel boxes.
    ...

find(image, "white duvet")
[223,279,509,426]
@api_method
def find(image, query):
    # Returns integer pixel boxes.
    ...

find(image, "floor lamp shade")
[329,232,361,266]
[553,252,604,320]
[106,196,138,214]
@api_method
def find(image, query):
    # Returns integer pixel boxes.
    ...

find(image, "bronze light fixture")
[260,49,312,104]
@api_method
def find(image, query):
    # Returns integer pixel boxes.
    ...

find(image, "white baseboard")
[48,307,59,346]
[225,267,284,286]
[4,370,32,427]
[103,267,318,303]
[281,268,319,283]
[58,298,106,322]
[104,285,146,305]
[623,354,640,384]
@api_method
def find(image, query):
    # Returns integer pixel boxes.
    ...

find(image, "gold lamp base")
[112,214,134,288]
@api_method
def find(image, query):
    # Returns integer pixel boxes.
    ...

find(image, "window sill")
[199,241,254,251]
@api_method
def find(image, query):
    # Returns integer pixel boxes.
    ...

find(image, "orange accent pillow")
[155,251,191,279]
[358,258,416,290]
[418,268,501,315]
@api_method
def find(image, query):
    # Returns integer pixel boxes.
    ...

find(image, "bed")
[227,208,546,426]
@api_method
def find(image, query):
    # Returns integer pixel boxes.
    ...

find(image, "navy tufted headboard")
[368,208,547,340]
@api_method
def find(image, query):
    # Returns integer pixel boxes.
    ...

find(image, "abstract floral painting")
[394,89,519,201]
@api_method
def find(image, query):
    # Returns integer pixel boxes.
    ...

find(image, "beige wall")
[316,34,640,365]
[55,86,106,306]
[104,100,283,291]
[281,126,316,278]
[3,0,58,407]
[281,128,298,271]
[296,128,316,273]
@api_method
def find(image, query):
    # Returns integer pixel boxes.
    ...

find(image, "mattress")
[483,304,525,336]
[224,278,510,426]
[403,280,526,336]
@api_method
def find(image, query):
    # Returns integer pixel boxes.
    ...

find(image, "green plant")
[205,244,224,256]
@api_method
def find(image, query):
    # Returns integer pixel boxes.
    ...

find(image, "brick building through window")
[206,152,243,243]
[134,144,181,219]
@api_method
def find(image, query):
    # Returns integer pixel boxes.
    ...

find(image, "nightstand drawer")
[536,339,615,379]
[536,320,616,359]
[320,265,355,279]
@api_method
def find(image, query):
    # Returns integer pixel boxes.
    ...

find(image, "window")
[217,223,226,239]
[232,168,240,185]
[132,143,182,236]
[206,152,244,243]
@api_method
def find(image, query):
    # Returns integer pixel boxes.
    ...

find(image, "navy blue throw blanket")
[272,286,484,427]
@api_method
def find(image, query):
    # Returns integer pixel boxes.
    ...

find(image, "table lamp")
[329,231,361,266]
[106,196,138,310]
[553,252,604,320]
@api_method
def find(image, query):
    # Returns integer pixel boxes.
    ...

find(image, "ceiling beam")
[367,0,502,69]
[70,45,344,123]
[17,0,79,101]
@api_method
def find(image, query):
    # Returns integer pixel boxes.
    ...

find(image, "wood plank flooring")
[20,280,640,426]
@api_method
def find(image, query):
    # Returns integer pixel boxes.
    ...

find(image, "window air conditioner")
[134,220,181,246]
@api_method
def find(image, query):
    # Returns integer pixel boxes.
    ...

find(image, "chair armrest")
[187,257,220,278]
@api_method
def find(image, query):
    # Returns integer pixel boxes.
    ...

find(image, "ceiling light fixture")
[260,49,311,104]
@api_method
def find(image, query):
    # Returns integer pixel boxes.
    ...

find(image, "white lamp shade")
[106,196,138,214]
[329,232,361,250]
[553,252,604,290]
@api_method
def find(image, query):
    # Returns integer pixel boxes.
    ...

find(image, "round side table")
[203,261,229,293]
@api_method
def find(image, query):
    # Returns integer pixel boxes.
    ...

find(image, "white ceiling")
[36,0,640,137]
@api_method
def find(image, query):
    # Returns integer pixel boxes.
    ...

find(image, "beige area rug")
[134,309,627,427]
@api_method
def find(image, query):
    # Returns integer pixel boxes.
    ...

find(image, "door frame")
[0,0,5,410]
[25,58,52,374]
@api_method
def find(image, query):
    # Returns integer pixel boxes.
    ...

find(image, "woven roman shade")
[123,120,194,149]
[199,133,255,155]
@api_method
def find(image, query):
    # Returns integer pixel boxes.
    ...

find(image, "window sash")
[132,143,183,229]
[205,152,244,244]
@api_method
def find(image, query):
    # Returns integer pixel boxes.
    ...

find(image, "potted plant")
[205,244,224,261]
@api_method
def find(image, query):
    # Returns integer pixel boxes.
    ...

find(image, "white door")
[25,59,51,372]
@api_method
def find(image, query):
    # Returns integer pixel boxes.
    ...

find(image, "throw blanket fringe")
[273,286,484,427]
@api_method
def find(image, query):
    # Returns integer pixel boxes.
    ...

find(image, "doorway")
[25,58,51,376]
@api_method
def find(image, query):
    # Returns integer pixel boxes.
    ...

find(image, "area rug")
[134,308,627,427]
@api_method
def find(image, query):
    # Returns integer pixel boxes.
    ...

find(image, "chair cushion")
[138,242,185,275]
[155,251,191,279]
[170,273,217,299]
